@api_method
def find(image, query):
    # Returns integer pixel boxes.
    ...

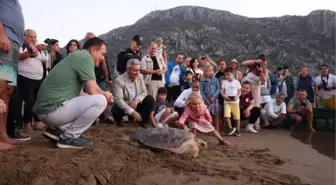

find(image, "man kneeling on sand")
[33,37,113,149]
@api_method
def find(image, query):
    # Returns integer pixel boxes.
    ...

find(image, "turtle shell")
[131,128,194,149]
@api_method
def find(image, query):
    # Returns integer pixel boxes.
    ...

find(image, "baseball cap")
[132,35,143,45]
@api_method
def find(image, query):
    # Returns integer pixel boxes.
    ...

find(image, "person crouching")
[239,81,261,133]
[175,92,231,146]
[150,87,178,128]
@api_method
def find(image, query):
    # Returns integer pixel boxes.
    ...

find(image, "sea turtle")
[131,127,207,158]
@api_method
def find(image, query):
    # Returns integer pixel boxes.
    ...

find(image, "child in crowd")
[221,67,242,136]
[200,65,220,132]
[183,70,193,90]
[239,81,261,133]
[150,87,179,128]
[176,92,231,146]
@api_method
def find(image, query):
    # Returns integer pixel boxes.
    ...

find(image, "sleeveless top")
[242,72,260,85]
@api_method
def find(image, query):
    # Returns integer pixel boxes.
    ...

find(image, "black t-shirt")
[117,47,141,74]
[95,62,105,83]
[215,70,225,103]
[151,56,162,81]
[215,71,225,80]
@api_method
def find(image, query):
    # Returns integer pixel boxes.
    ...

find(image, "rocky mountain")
[98,6,335,75]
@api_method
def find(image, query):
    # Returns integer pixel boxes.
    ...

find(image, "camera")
[228,96,235,100]
[300,103,306,107]
[255,54,266,68]
[322,79,331,91]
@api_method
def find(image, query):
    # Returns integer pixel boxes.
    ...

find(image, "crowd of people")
[1,0,335,150]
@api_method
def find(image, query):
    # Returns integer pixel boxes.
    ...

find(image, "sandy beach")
[0,124,334,185]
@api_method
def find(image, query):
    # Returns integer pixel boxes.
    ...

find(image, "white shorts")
[154,108,166,122]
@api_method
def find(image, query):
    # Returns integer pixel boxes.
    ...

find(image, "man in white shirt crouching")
[261,93,287,128]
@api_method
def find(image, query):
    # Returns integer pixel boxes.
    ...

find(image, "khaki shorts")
[320,96,336,109]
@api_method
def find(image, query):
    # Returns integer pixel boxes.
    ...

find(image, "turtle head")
[194,138,208,150]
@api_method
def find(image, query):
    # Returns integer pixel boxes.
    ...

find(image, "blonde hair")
[156,37,163,43]
[203,65,214,72]
[203,65,214,77]
[185,92,203,107]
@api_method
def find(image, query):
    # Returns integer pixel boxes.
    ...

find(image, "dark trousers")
[6,87,23,135]
[167,85,182,103]
[112,95,155,124]
[174,106,185,117]
[18,75,42,123]
[241,107,261,124]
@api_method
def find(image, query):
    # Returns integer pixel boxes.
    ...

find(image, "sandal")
[219,140,231,146]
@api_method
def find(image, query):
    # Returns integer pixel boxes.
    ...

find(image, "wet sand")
[231,129,335,185]
[0,125,334,185]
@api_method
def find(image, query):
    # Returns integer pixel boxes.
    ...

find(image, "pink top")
[177,105,212,126]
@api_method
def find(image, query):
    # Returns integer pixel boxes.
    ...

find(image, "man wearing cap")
[116,35,142,74]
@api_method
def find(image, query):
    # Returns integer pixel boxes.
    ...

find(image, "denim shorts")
[0,39,20,86]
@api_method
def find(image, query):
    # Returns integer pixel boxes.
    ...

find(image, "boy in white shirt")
[261,93,287,128]
[220,67,241,136]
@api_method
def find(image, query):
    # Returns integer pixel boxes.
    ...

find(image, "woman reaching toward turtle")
[176,92,231,146]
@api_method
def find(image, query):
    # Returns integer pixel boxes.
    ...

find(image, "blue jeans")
[98,81,107,91]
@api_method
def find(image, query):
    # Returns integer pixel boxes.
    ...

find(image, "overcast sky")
[20,0,336,46]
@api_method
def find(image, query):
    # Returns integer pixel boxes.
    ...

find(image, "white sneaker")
[254,119,261,131]
[228,127,237,136]
[183,125,189,131]
[157,123,164,128]
[245,124,258,133]
[163,124,169,128]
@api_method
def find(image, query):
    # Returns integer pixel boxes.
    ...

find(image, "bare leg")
[159,108,172,123]
[235,119,241,131]
[0,80,21,146]
[212,115,219,132]
[191,128,197,136]
[291,115,302,131]
[306,110,315,132]
[212,130,231,146]
[212,130,224,141]
[225,118,232,128]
